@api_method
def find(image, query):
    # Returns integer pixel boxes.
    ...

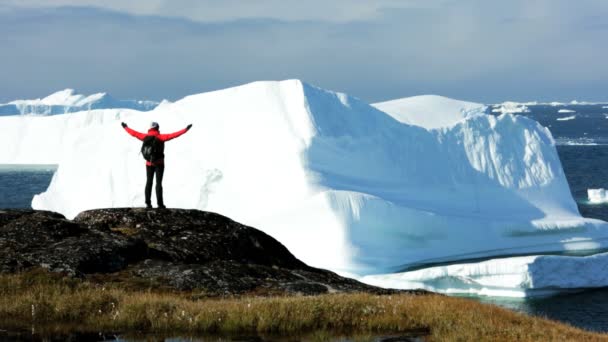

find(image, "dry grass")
[0,270,607,341]
[109,226,140,236]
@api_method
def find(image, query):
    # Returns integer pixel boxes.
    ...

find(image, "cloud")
[0,1,607,103]
[5,0,450,22]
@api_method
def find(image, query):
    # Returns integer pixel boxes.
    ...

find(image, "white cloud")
[5,0,450,22]
[1,0,608,103]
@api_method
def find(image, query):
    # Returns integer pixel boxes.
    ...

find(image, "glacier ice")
[589,189,608,204]
[361,251,608,297]
[0,89,159,116]
[2,80,608,297]
[491,102,530,115]
[372,95,485,129]
[556,115,576,121]
[554,138,600,146]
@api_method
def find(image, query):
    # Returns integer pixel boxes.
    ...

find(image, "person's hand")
[186,124,193,131]
[121,122,127,128]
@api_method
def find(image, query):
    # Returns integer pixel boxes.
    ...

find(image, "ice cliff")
[2,80,608,297]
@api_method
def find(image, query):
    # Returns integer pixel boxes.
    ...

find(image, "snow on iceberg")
[0,89,160,116]
[372,95,486,129]
[2,80,608,297]
[589,189,608,204]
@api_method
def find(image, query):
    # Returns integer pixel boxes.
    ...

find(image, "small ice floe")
[555,138,598,146]
[558,109,575,113]
[556,115,576,121]
[491,101,529,114]
[588,189,608,204]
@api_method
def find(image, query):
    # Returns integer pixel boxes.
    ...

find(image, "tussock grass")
[0,270,606,341]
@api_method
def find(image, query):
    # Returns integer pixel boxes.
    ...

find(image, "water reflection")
[477,288,608,332]
[0,328,428,342]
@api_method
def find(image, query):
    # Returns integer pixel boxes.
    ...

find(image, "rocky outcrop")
[0,210,145,275]
[0,208,416,296]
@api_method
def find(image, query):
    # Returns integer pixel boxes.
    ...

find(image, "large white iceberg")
[0,89,159,116]
[1,80,608,297]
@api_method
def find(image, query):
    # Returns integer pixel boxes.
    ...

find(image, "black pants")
[145,164,165,207]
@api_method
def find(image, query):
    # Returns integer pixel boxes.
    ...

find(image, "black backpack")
[141,135,164,162]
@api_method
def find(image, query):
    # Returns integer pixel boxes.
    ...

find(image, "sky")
[1,0,607,104]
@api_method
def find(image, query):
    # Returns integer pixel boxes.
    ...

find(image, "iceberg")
[2,80,608,297]
[556,115,576,121]
[589,189,608,204]
[557,109,576,114]
[0,89,160,116]
[0,108,144,164]
[491,101,530,115]
[361,252,608,297]
[372,95,486,129]
[554,138,599,146]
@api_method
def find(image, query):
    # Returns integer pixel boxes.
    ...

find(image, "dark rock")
[0,208,425,296]
[0,209,145,275]
[74,208,307,269]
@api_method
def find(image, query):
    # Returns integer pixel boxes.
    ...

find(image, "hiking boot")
[146,204,152,209]
[158,204,166,209]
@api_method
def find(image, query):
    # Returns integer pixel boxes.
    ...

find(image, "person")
[121,121,192,209]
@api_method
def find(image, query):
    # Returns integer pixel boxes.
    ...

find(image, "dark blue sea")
[0,164,56,208]
[2,103,608,332]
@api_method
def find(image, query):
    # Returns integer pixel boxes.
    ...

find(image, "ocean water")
[559,145,608,222]
[0,164,56,208]
[2,103,608,332]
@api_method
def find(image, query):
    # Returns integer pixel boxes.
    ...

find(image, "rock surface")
[0,208,414,296]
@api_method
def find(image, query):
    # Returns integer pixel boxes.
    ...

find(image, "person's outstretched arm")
[121,122,147,141]
[159,124,192,142]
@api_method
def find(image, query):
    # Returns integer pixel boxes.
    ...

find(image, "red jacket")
[124,126,189,166]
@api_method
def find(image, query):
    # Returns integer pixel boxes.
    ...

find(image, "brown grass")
[0,270,606,341]
[109,226,140,236]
